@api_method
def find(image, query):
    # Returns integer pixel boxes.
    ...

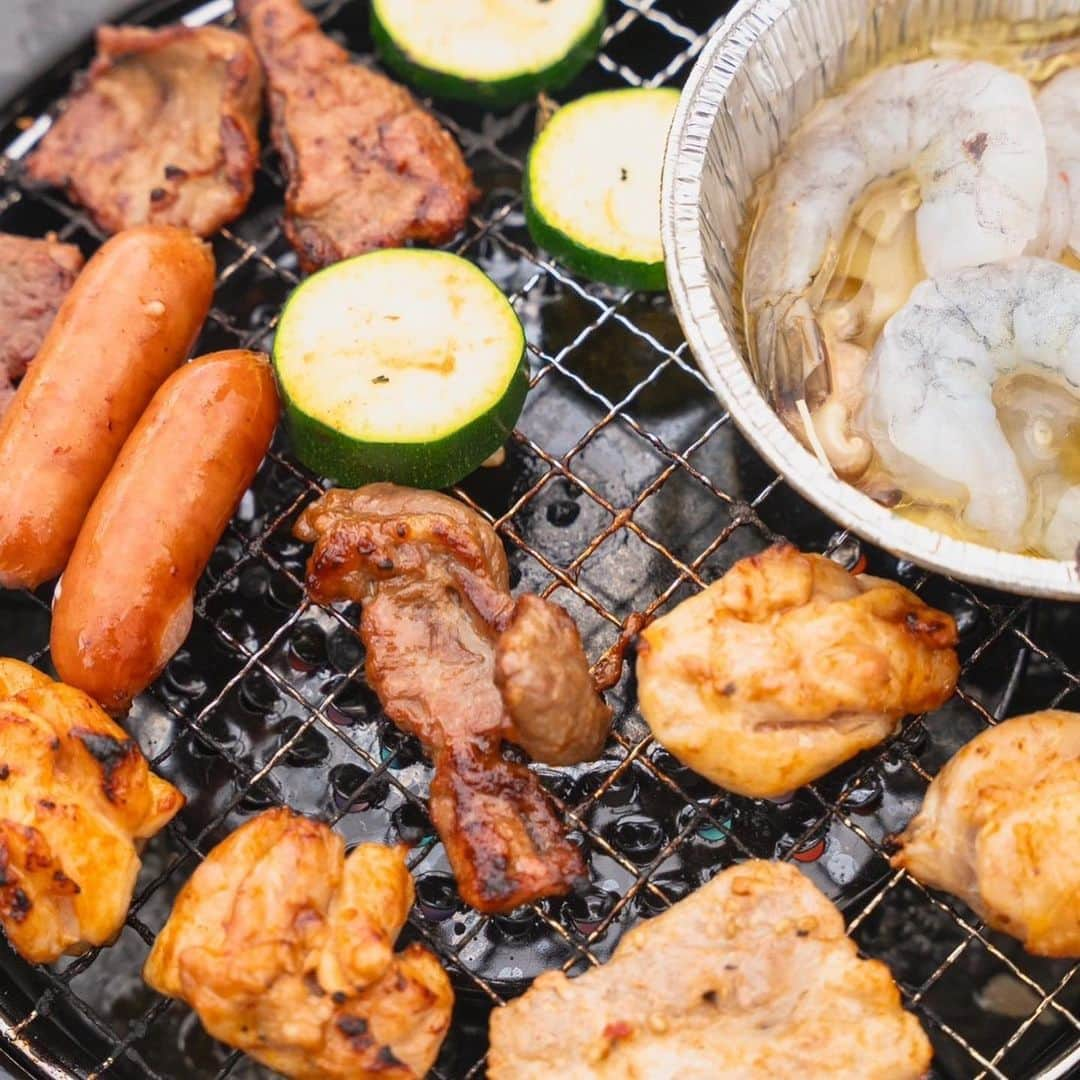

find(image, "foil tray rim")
[660,0,1080,600]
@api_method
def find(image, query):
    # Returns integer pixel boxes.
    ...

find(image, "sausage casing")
[51,350,280,711]
[0,226,215,589]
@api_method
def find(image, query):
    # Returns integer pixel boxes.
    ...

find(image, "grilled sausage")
[0,226,215,590]
[51,350,279,711]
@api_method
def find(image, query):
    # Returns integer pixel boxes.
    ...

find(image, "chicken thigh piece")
[893,710,1080,957]
[0,662,184,963]
[144,808,453,1080]
[488,859,932,1079]
[636,544,959,798]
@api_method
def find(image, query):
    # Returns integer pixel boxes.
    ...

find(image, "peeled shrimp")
[1035,69,1080,259]
[746,59,1047,401]
[860,257,1080,553]
[1046,486,1080,561]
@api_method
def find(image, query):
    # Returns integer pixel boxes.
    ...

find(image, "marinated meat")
[496,594,612,765]
[637,544,959,798]
[0,660,184,964]
[0,233,83,415]
[26,24,262,236]
[894,710,1080,957]
[145,808,453,1080]
[236,0,477,271]
[293,484,612,913]
[488,859,932,1079]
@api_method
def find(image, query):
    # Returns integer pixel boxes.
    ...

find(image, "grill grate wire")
[0,1,1078,1078]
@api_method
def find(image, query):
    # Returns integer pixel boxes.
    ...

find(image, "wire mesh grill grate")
[0,1,1078,1077]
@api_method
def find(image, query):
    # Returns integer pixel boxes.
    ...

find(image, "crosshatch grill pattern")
[0,0,1078,1077]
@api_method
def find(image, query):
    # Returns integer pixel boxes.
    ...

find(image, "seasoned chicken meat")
[236,0,477,271]
[894,710,1080,957]
[144,808,453,1080]
[26,24,261,236]
[488,859,932,1079]
[294,484,612,912]
[0,660,184,964]
[0,233,83,416]
[637,544,959,798]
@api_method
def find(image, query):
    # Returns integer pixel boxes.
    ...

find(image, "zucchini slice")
[273,250,528,490]
[371,0,605,107]
[525,88,680,291]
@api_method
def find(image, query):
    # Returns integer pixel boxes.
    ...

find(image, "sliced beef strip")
[26,24,262,237]
[236,0,477,272]
[294,484,612,913]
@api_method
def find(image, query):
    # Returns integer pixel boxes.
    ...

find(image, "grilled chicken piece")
[236,0,477,271]
[145,808,453,1080]
[294,484,611,912]
[0,660,183,964]
[0,234,83,416]
[488,859,932,1079]
[637,544,959,798]
[26,24,261,236]
[894,710,1080,957]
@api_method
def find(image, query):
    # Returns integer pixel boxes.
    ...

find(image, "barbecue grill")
[0,2,1077,1078]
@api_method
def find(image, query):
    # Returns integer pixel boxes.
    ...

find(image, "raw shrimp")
[745,59,1047,404]
[1035,68,1080,258]
[860,257,1080,553]
[1046,486,1080,560]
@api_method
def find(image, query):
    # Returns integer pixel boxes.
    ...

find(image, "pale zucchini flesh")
[525,88,680,290]
[274,250,527,489]
[372,0,604,105]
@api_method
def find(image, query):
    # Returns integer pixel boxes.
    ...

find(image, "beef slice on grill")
[0,233,84,417]
[25,24,262,237]
[236,0,478,272]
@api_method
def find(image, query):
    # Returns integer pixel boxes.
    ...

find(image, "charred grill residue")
[73,728,135,802]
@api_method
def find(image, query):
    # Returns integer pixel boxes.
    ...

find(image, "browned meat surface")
[145,808,453,1080]
[26,24,262,236]
[637,544,959,798]
[294,484,611,913]
[0,659,184,964]
[894,710,1080,957]
[497,594,612,765]
[0,234,83,416]
[236,0,477,271]
[488,860,932,1079]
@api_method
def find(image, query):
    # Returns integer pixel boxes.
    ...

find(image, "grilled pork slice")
[236,0,477,271]
[636,543,959,798]
[894,710,1080,957]
[0,234,83,416]
[488,859,932,1080]
[145,808,453,1080]
[26,24,262,236]
[0,660,183,964]
[294,484,611,912]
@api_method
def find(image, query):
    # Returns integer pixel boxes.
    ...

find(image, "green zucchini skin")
[278,350,529,490]
[523,166,668,292]
[273,249,529,491]
[524,88,677,292]
[370,2,605,107]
